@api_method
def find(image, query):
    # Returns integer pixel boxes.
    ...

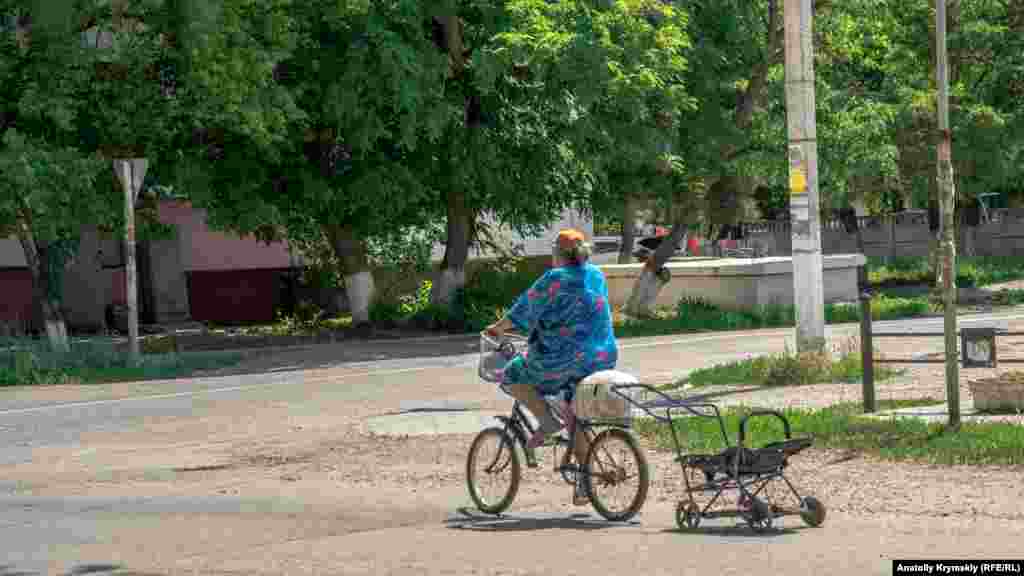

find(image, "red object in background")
[654,226,669,237]
[719,239,738,250]
[110,268,127,306]
[687,236,700,255]
[187,269,279,324]
[0,269,35,327]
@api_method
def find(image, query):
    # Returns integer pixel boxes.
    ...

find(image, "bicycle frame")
[495,392,636,492]
[479,332,632,485]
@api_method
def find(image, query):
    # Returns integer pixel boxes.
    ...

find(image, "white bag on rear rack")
[573,370,638,425]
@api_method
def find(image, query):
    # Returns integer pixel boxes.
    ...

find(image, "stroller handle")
[737,410,792,447]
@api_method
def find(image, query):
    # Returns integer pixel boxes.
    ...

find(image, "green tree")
[173,1,452,326]
[489,0,694,316]
[416,2,600,307]
[813,0,1024,271]
[0,2,180,348]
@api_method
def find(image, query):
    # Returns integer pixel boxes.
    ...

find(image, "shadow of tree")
[0,564,166,576]
[0,565,39,576]
[195,334,481,378]
[65,565,124,575]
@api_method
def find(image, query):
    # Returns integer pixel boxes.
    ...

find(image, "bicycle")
[465,332,650,522]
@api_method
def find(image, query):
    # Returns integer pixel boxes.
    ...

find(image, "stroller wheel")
[676,501,701,530]
[745,498,773,533]
[800,496,826,527]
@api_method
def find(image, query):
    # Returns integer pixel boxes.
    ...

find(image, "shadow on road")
[1,564,163,576]
[0,566,37,576]
[192,334,481,379]
[665,524,803,538]
[445,507,641,532]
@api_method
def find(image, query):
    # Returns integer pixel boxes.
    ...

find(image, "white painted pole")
[784,0,826,351]
[115,158,148,365]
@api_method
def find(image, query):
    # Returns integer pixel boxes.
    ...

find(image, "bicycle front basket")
[478,334,522,384]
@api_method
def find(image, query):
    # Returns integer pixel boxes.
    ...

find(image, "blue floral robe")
[501,262,618,397]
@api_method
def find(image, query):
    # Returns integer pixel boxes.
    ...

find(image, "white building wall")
[0,238,27,267]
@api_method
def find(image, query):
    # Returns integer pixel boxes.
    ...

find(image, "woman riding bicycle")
[484,228,619,473]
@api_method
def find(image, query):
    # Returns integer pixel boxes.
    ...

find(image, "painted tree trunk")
[430,13,474,310]
[431,189,472,307]
[344,271,375,327]
[328,227,375,326]
[15,220,69,352]
[625,223,687,317]
[618,194,636,264]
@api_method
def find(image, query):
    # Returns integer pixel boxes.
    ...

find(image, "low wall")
[599,254,866,311]
[741,209,1024,259]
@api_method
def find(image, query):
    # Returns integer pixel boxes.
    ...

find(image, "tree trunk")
[431,189,473,306]
[15,218,69,352]
[618,193,636,264]
[327,226,375,326]
[625,221,687,318]
[430,13,475,309]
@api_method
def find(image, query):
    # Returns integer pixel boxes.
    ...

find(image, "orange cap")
[556,228,586,252]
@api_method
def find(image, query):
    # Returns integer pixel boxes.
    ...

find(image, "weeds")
[0,337,242,386]
[675,338,901,388]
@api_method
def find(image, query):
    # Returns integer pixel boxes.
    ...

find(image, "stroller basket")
[682,437,812,477]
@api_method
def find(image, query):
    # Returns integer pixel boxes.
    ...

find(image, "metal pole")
[859,267,876,413]
[936,0,960,427]
[784,0,826,352]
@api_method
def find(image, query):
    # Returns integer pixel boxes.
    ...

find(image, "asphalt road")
[3,310,1024,575]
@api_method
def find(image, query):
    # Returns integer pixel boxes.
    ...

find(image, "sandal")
[573,475,591,506]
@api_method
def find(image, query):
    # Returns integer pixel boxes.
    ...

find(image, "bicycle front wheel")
[584,428,649,522]
[466,427,521,515]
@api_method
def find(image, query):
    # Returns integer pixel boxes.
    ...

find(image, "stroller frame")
[615,383,827,532]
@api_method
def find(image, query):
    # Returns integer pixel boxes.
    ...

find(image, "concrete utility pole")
[784,0,826,351]
[936,0,960,427]
[115,158,148,365]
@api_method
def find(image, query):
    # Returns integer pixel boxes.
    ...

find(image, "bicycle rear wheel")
[584,428,649,522]
[466,427,521,515]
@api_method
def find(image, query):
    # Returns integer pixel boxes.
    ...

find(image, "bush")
[867,255,1024,288]
[675,298,794,332]
[271,299,325,334]
[825,294,931,323]
[411,254,544,333]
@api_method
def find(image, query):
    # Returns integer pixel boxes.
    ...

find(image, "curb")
[165,306,1024,358]
[172,331,481,357]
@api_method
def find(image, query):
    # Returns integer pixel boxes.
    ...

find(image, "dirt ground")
[19,359,1023,525]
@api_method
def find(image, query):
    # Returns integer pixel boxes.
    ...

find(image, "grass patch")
[824,294,932,322]
[0,337,243,386]
[868,255,1024,288]
[676,341,901,388]
[613,294,933,339]
[635,398,1024,466]
[989,289,1024,307]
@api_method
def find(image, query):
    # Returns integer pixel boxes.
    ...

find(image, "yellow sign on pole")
[789,168,807,195]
